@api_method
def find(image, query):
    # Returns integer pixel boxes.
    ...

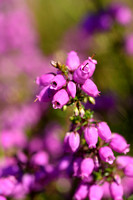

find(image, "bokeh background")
[0,0,133,199]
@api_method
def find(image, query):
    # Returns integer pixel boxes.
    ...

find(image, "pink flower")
[36,73,55,86]
[36,86,55,102]
[67,81,76,98]
[84,126,98,148]
[73,58,97,84]
[97,122,112,142]
[124,163,133,177]
[80,158,94,178]
[74,183,88,200]
[52,89,69,109]
[81,79,100,97]
[64,132,80,152]
[110,133,130,154]
[0,196,7,200]
[116,156,133,169]
[99,146,115,164]
[66,51,80,71]
[31,151,49,166]
[110,182,123,200]
[88,184,103,200]
[50,74,66,90]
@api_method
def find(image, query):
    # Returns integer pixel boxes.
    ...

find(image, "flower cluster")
[36,51,99,109]
[35,52,133,199]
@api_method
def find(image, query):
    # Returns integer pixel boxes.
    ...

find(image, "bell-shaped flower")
[84,126,98,148]
[36,73,55,86]
[50,74,66,90]
[52,89,69,109]
[73,58,97,84]
[69,132,80,152]
[88,184,103,200]
[109,133,130,154]
[64,132,80,152]
[124,163,133,177]
[110,182,123,200]
[116,156,133,169]
[66,51,80,71]
[97,122,112,143]
[99,146,115,164]
[36,86,55,102]
[74,183,88,200]
[80,158,94,178]
[81,79,100,97]
[67,81,76,98]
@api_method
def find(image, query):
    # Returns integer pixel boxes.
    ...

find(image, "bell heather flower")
[84,126,98,148]
[124,163,133,177]
[50,74,66,90]
[81,79,100,97]
[36,73,55,86]
[36,86,55,102]
[67,81,76,98]
[74,183,88,200]
[88,184,103,200]
[110,182,123,200]
[110,133,130,154]
[73,58,97,84]
[68,132,80,152]
[99,146,115,164]
[97,122,112,142]
[66,51,80,71]
[80,158,94,178]
[116,156,133,169]
[52,89,69,109]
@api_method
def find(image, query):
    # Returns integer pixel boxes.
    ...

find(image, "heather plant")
[35,51,133,199]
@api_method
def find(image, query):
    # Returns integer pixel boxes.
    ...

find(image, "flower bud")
[80,158,94,178]
[67,81,76,98]
[66,51,80,71]
[88,184,103,200]
[73,58,97,84]
[97,122,112,142]
[52,89,69,109]
[79,107,85,118]
[36,86,55,102]
[50,74,66,90]
[84,126,98,148]
[124,163,133,177]
[74,183,88,200]
[109,133,130,154]
[81,79,100,97]
[110,182,123,200]
[99,146,115,164]
[74,107,79,116]
[36,73,55,86]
